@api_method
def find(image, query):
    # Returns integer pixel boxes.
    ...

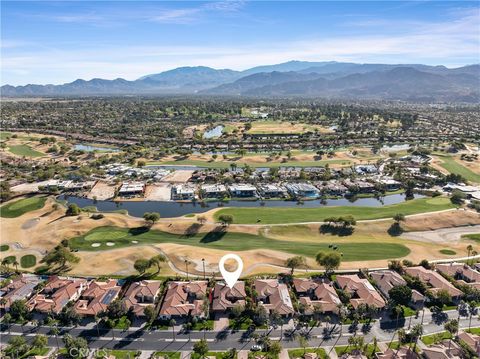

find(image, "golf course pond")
[58,193,425,218]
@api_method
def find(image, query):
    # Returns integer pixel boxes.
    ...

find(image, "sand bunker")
[21,218,40,230]
[91,243,101,247]
[106,242,115,246]
[132,240,138,244]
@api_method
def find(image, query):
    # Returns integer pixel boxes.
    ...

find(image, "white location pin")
[219,254,243,289]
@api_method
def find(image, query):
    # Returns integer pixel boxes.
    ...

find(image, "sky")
[1,1,479,85]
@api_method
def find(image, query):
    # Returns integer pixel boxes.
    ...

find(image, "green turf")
[0,245,9,252]
[467,327,480,335]
[0,197,47,218]
[335,344,379,357]
[20,254,37,268]
[69,226,410,261]
[96,350,139,359]
[0,131,12,140]
[439,249,456,255]
[462,234,480,242]
[147,159,351,168]
[154,352,181,359]
[288,349,328,359]
[8,144,44,157]
[421,331,452,345]
[437,155,480,183]
[214,197,454,224]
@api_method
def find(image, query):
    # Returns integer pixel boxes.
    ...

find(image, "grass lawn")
[401,305,417,317]
[0,245,9,252]
[0,131,12,140]
[437,155,480,183]
[467,327,480,335]
[462,234,480,243]
[21,347,50,359]
[421,331,452,345]
[8,144,44,157]
[439,249,457,255]
[148,159,351,168]
[70,226,410,261]
[154,352,181,359]
[192,352,234,359]
[96,350,140,358]
[190,319,214,330]
[20,254,37,268]
[288,348,328,359]
[0,196,47,218]
[228,317,268,330]
[335,344,379,357]
[214,197,454,224]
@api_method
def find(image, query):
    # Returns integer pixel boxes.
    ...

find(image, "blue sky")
[1,1,479,85]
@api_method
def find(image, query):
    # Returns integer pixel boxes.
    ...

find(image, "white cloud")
[2,6,479,85]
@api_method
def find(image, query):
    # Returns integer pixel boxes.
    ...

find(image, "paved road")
[2,309,479,352]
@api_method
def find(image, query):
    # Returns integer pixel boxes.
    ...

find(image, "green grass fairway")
[8,144,44,157]
[439,249,456,255]
[69,226,410,261]
[20,254,37,268]
[462,234,480,242]
[0,131,12,140]
[0,196,47,218]
[147,159,351,168]
[214,197,454,224]
[437,155,480,183]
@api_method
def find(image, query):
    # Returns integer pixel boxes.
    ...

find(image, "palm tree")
[12,259,19,272]
[3,313,12,334]
[50,325,60,349]
[409,324,423,352]
[170,319,176,341]
[467,245,473,263]
[94,315,101,337]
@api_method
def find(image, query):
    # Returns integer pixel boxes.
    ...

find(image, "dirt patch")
[403,210,480,231]
[161,170,194,183]
[145,183,172,201]
[87,181,117,200]
[21,218,40,230]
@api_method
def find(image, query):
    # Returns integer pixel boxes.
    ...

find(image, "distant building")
[118,182,145,196]
[458,331,480,356]
[436,263,480,290]
[285,183,319,199]
[200,184,228,199]
[228,184,258,198]
[370,270,425,306]
[172,184,196,200]
[257,184,288,198]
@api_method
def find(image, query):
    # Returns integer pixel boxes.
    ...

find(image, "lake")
[74,144,120,152]
[58,193,424,218]
[203,126,224,139]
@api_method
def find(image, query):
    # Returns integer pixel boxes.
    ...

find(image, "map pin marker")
[219,254,243,289]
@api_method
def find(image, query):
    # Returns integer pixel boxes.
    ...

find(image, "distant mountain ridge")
[2,61,479,102]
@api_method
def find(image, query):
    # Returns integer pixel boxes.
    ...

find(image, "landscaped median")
[213,197,455,224]
[68,226,410,261]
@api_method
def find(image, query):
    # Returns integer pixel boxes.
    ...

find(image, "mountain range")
[2,61,479,102]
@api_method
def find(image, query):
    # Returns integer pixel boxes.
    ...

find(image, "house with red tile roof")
[458,331,480,356]
[0,274,43,312]
[436,263,480,290]
[292,278,341,314]
[370,270,425,306]
[404,266,463,300]
[123,280,161,317]
[211,281,246,312]
[158,281,208,319]
[254,279,294,316]
[27,276,88,314]
[422,340,463,359]
[74,279,121,316]
[335,274,386,309]
[375,347,418,359]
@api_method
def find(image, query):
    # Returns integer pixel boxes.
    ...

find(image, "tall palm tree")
[94,315,101,337]
[50,326,60,349]
[467,245,473,263]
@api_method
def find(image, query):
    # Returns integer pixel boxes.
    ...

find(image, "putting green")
[85,230,128,241]
[0,197,47,218]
